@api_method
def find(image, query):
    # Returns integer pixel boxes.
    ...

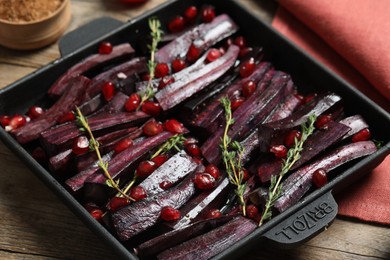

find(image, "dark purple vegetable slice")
[48,43,135,97]
[339,115,369,139]
[156,216,257,260]
[264,93,302,122]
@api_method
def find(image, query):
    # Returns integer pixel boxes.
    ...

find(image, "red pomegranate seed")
[205,164,220,179]
[102,82,115,101]
[124,93,141,112]
[136,160,157,178]
[114,137,133,154]
[57,111,75,124]
[143,120,163,136]
[129,186,147,201]
[206,209,222,219]
[239,57,256,78]
[28,106,45,119]
[352,128,371,142]
[160,206,181,221]
[186,44,201,63]
[241,168,250,182]
[141,73,151,81]
[31,147,47,163]
[141,101,161,116]
[0,115,10,127]
[163,119,184,134]
[168,16,185,33]
[312,168,328,188]
[89,208,104,221]
[194,173,215,190]
[303,93,316,104]
[151,154,169,167]
[159,180,173,190]
[284,130,302,148]
[239,47,253,58]
[186,143,202,158]
[184,6,198,22]
[270,145,288,158]
[158,76,175,90]
[6,115,27,131]
[315,114,333,129]
[72,136,90,155]
[201,6,215,23]
[206,48,221,63]
[98,42,113,54]
[171,58,187,72]
[109,197,130,212]
[242,80,256,97]
[246,204,259,220]
[234,36,246,49]
[230,96,245,111]
[155,63,170,78]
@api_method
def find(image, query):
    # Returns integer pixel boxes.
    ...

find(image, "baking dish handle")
[263,190,338,247]
[59,17,124,57]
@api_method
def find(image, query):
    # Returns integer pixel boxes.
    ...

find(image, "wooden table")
[0,0,389,259]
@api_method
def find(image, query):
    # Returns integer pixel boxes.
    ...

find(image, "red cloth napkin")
[272,0,390,224]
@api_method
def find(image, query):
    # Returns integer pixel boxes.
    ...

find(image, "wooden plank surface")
[0,0,389,259]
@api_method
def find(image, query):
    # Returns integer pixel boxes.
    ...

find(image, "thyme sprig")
[75,107,131,200]
[139,17,163,106]
[220,97,247,216]
[259,114,317,226]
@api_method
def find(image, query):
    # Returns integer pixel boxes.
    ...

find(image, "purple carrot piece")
[48,149,73,173]
[155,45,240,111]
[78,94,104,116]
[48,43,135,97]
[91,91,129,116]
[12,76,90,144]
[138,150,198,197]
[274,141,377,212]
[135,215,234,258]
[112,170,197,241]
[264,93,302,123]
[248,186,268,207]
[240,129,260,165]
[155,14,238,64]
[157,216,257,260]
[339,115,369,139]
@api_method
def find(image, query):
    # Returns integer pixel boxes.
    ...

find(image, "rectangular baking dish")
[0,0,389,259]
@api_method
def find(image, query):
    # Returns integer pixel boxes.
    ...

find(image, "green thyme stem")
[75,107,131,200]
[220,97,247,216]
[259,114,317,226]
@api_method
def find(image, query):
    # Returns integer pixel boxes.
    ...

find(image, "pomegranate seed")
[31,147,47,163]
[57,111,75,123]
[186,143,202,157]
[141,101,161,116]
[136,160,157,178]
[72,136,90,155]
[206,48,221,63]
[98,41,113,54]
[284,130,302,148]
[6,115,27,131]
[352,128,371,142]
[168,16,185,33]
[0,115,10,127]
[239,57,256,78]
[241,168,250,182]
[163,119,184,134]
[242,80,256,97]
[294,93,305,105]
[102,82,115,101]
[141,73,151,81]
[234,36,246,49]
[192,157,203,165]
[109,197,130,212]
[151,154,169,167]
[201,6,215,23]
[160,206,181,221]
[129,186,147,201]
[206,209,222,219]
[246,205,259,220]
[194,173,215,190]
[230,96,245,111]
[159,181,173,190]
[124,93,141,112]
[239,47,253,58]
[184,6,198,22]
[143,120,163,136]
[155,63,170,78]
[270,145,288,158]
[114,137,133,154]
[204,164,220,179]
[186,44,201,63]
[312,168,328,188]
[28,106,44,119]
[171,58,187,72]
[158,76,175,90]
[315,114,333,129]
[303,93,316,104]
[89,208,104,221]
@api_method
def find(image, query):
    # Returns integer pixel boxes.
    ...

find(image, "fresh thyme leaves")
[259,114,317,226]
[220,97,247,216]
[140,17,163,106]
[75,107,131,200]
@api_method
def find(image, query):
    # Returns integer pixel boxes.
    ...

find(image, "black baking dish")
[0,0,389,259]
